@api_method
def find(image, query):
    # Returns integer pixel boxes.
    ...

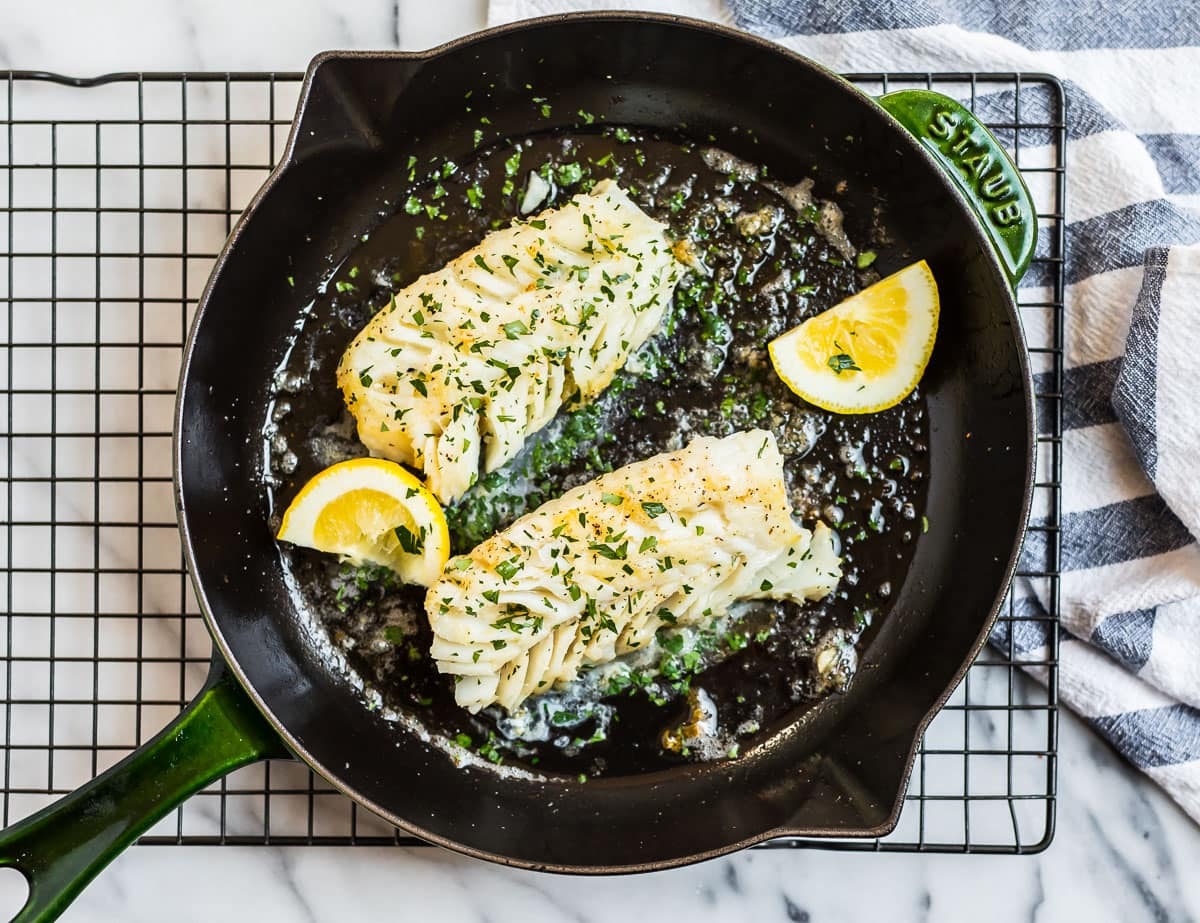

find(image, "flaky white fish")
[426,430,842,714]
[338,179,681,503]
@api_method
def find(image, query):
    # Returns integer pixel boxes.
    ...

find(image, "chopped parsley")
[495,558,522,581]
[589,540,629,560]
[827,352,862,375]
[556,162,584,186]
[395,524,426,555]
[478,734,503,764]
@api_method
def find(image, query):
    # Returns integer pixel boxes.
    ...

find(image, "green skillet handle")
[0,659,287,923]
[877,89,1037,287]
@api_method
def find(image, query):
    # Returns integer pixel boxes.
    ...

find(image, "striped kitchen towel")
[490,0,1200,822]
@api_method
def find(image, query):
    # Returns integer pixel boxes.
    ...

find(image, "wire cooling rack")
[0,71,1063,852]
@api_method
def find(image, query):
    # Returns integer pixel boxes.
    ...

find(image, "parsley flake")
[495,558,521,581]
[589,540,629,560]
[395,524,426,555]
[556,162,584,186]
[827,352,862,374]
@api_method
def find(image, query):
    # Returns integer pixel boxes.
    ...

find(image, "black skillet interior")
[178,15,1032,870]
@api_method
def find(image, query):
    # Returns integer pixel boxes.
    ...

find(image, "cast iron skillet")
[0,13,1036,921]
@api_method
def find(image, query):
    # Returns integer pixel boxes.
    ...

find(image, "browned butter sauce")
[265,126,929,778]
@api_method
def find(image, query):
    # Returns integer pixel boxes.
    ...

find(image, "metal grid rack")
[0,71,1064,852]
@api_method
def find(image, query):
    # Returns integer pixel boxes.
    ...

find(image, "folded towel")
[490,0,1200,823]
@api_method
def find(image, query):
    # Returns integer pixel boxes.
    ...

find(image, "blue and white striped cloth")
[491,0,1200,823]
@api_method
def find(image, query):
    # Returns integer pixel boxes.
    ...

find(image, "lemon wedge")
[276,457,450,586]
[768,260,939,414]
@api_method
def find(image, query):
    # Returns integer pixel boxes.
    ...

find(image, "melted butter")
[264,126,930,777]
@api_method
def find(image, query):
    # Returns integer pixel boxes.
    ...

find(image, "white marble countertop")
[0,1,1197,920]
